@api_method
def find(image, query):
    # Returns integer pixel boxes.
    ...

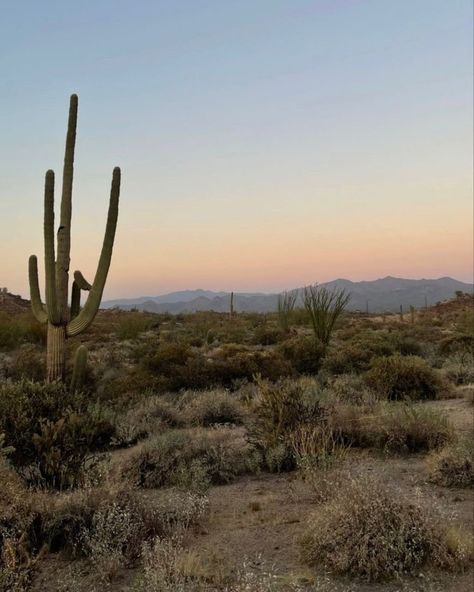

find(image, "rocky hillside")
[0,289,30,315]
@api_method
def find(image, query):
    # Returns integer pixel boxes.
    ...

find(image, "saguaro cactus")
[28,94,121,382]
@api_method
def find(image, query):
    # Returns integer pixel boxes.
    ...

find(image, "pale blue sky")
[1,1,472,297]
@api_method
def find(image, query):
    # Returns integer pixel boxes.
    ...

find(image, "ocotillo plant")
[303,284,350,348]
[277,290,297,332]
[28,94,121,382]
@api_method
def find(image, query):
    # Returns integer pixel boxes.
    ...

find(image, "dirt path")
[185,398,474,590]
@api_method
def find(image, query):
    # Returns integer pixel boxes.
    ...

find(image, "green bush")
[141,342,293,391]
[365,355,447,400]
[0,381,115,489]
[278,336,325,375]
[323,331,394,375]
[251,324,285,346]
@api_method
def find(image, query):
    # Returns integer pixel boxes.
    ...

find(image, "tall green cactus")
[28,95,121,382]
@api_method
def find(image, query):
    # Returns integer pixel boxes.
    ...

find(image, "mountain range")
[102,277,473,314]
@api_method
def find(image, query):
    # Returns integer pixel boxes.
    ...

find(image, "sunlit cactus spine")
[28,94,121,382]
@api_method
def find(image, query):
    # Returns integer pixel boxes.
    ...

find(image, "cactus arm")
[70,271,91,319]
[73,270,92,290]
[28,255,48,324]
[70,281,81,320]
[56,94,78,322]
[67,167,120,336]
[70,345,88,392]
[43,169,60,324]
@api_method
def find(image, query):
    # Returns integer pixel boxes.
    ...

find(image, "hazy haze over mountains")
[102,277,473,314]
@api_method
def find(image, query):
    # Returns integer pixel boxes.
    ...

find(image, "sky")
[1,0,472,299]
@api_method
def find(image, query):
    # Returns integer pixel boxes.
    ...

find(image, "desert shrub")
[0,313,46,351]
[115,313,156,340]
[365,355,447,400]
[301,476,473,581]
[248,378,326,471]
[3,345,46,382]
[134,539,299,592]
[204,345,293,387]
[438,333,474,357]
[119,427,259,489]
[323,331,395,375]
[113,395,182,446]
[326,373,378,405]
[428,439,474,488]
[389,334,423,356]
[278,336,325,374]
[0,381,115,489]
[441,353,474,385]
[251,324,285,345]
[290,423,349,473]
[331,402,453,453]
[141,342,293,391]
[180,389,245,426]
[0,481,208,587]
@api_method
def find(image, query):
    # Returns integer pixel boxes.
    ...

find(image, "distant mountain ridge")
[102,276,473,314]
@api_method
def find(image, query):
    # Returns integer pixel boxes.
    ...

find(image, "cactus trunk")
[46,323,67,382]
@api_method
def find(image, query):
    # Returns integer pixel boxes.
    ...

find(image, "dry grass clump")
[365,355,448,401]
[248,378,326,472]
[301,476,473,582]
[118,427,260,489]
[325,373,378,405]
[0,474,208,588]
[441,353,474,386]
[333,402,454,453]
[134,540,304,592]
[179,389,246,426]
[113,395,182,446]
[427,438,474,488]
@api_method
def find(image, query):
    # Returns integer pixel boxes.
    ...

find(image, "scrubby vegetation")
[0,295,473,590]
[301,476,473,582]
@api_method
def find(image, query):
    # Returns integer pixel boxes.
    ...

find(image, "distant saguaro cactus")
[230,291,234,317]
[28,94,121,382]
